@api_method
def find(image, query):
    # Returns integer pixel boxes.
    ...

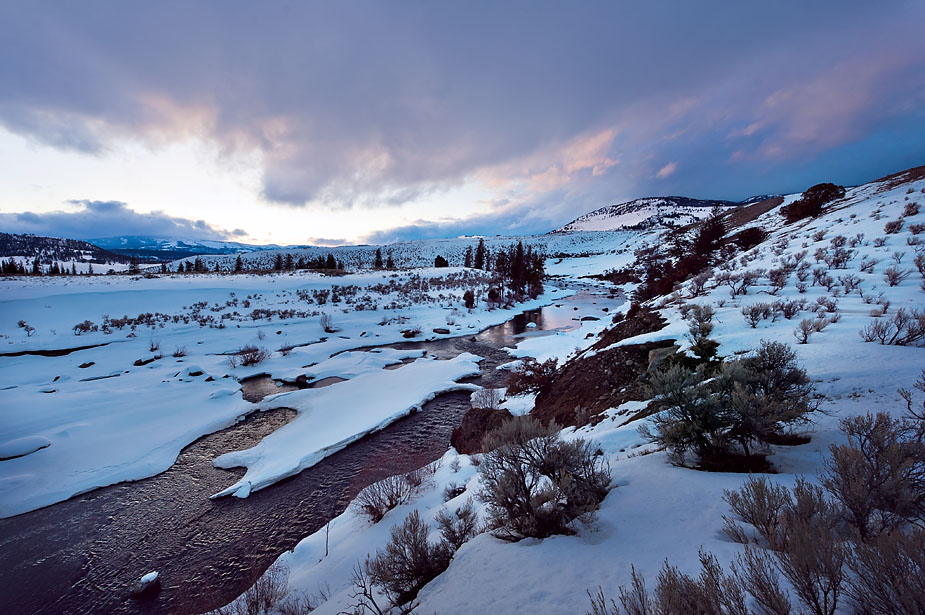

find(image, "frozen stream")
[0,286,622,615]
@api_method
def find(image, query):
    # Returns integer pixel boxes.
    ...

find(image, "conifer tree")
[464,246,473,268]
[234,255,243,272]
[474,239,486,270]
[375,248,383,270]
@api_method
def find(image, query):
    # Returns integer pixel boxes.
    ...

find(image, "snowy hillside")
[168,230,647,274]
[557,196,739,232]
[89,235,292,261]
[230,166,925,615]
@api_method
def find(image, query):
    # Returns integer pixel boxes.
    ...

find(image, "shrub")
[434,499,480,551]
[782,183,846,223]
[73,320,98,336]
[478,416,611,540]
[643,342,816,466]
[356,468,432,524]
[883,265,911,286]
[320,312,338,333]
[823,413,925,540]
[471,387,503,409]
[742,303,772,328]
[859,308,925,346]
[884,220,904,234]
[17,320,35,337]
[462,289,475,309]
[367,510,452,606]
[207,561,312,615]
[505,357,558,396]
[234,345,270,367]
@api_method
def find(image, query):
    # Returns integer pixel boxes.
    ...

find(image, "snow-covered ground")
[231,173,924,614]
[0,267,568,517]
[2,169,923,614]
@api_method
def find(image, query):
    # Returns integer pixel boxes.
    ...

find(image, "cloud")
[0,2,923,224]
[656,162,677,179]
[0,200,241,241]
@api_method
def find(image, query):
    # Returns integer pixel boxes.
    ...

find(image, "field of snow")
[0,267,568,517]
[232,173,925,614]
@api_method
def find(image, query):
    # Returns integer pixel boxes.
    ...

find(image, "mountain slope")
[0,233,130,265]
[87,235,292,261]
[556,196,739,232]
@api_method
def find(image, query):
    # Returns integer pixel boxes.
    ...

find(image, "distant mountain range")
[555,196,752,232]
[86,236,300,262]
[0,233,131,265]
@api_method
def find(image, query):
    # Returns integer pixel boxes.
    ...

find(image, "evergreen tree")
[474,239,486,270]
[285,253,294,270]
[464,246,473,268]
[510,241,526,295]
[434,255,449,268]
[386,252,395,269]
[214,261,221,273]
[234,255,243,272]
[274,253,284,271]
[375,248,384,270]
[325,253,336,269]
[494,250,509,302]
[194,257,204,273]
[32,257,41,276]
[88,263,94,275]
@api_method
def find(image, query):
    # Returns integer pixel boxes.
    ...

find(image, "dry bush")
[846,528,925,615]
[859,308,925,346]
[505,357,559,396]
[320,312,338,333]
[206,561,314,615]
[823,413,925,539]
[367,510,452,606]
[470,387,503,409]
[742,303,773,328]
[794,318,815,344]
[356,473,417,524]
[434,499,480,551]
[478,416,611,540]
[883,265,912,287]
[235,345,270,367]
[884,220,904,234]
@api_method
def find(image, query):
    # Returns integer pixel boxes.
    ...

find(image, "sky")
[1,1,924,246]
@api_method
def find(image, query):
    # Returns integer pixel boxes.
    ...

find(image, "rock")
[432,327,451,334]
[130,571,161,600]
[646,345,679,371]
[78,362,95,369]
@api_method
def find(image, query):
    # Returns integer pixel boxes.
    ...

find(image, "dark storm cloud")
[0,200,238,240]
[1,1,923,217]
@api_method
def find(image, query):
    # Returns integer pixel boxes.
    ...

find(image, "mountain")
[86,235,294,261]
[555,196,739,232]
[0,233,130,265]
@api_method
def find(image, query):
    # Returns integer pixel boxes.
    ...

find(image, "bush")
[478,416,611,540]
[367,510,452,606]
[320,312,338,333]
[505,357,558,396]
[232,345,270,367]
[434,499,480,551]
[356,470,424,523]
[883,265,911,286]
[781,183,846,223]
[470,387,502,409]
[884,220,904,234]
[643,341,816,466]
[462,289,475,309]
[859,308,925,346]
[823,413,925,540]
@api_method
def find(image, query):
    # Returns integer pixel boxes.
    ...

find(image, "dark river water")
[0,286,621,615]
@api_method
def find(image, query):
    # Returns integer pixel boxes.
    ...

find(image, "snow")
[4,169,925,613]
[211,353,481,499]
[228,172,925,614]
[139,571,159,584]
[0,266,568,517]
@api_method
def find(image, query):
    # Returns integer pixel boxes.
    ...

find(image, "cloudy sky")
[1,1,924,245]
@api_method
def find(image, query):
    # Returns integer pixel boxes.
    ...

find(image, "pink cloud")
[656,161,677,179]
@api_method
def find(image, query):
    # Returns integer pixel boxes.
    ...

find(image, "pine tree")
[375,248,384,270]
[464,246,473,268]
[161,262,168,274]
[274,253,284,271]
[325,253,336,269]
[194,257,204,273]
[235,255,243,272]
[386,252,395,269]
[285,253,294,270]
[32,257,41,276]
[474,239,486,270]
[88,263,94,275]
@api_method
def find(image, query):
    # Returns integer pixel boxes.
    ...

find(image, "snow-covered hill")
[88,235,294,261]
[557,196,739,232]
